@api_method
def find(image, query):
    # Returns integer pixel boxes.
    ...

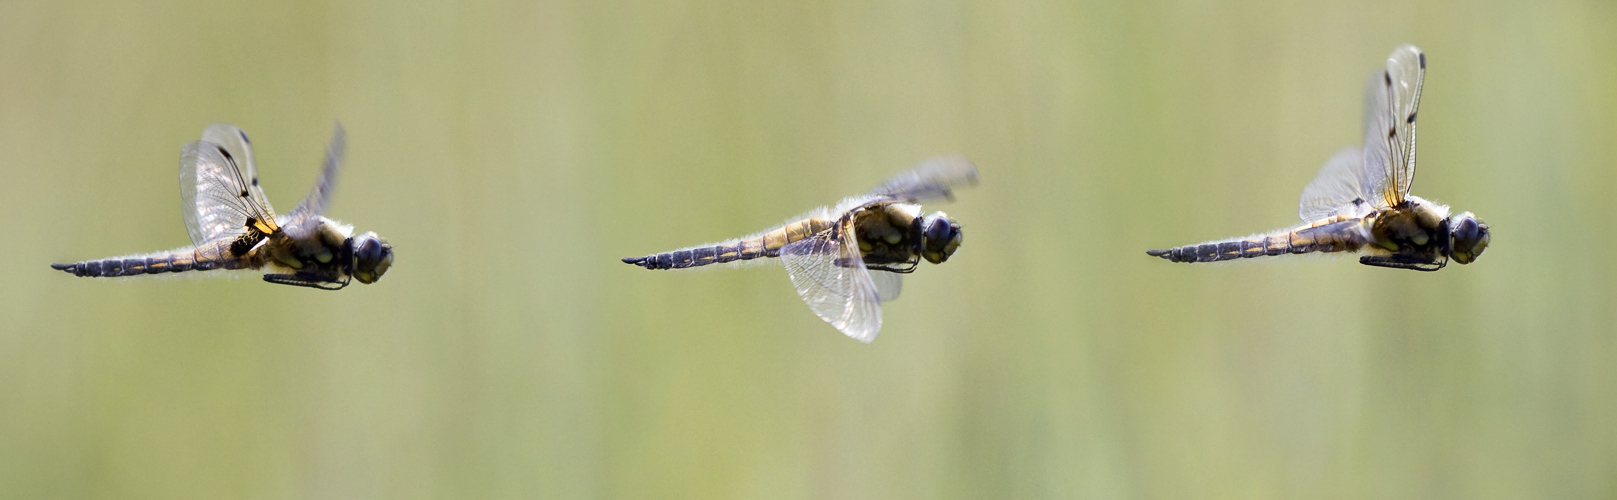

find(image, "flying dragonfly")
[622,157,979,343]
[1148,44,1490,271]
[51,123,393,290]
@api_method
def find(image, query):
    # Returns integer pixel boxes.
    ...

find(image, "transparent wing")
[288,123,347,222]
[867,155,980,203]
[779,222,883,343]
[199,124,276,217]
[1298,147,1374,221]
[179,140,279,247]
[870,270,903,302]
[1359,68,1393,207]
[1362,44,1425,207]
[1386,44,1426,205]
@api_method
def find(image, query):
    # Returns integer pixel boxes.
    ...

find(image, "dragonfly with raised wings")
[51,123,393,290]
[1148,44,1489,271]
[623,157,979,342]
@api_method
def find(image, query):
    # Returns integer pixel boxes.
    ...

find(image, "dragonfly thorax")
[1366,196,1488,267]
[850,205,962,266]
[260,217,393,289]
[849,204,920,271]
[1370,198,1448,252]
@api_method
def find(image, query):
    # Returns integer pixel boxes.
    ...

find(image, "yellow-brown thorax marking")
[848,204,924,269]
[1367,203,1448,254]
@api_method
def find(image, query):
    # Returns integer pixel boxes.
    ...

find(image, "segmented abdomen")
[1147,219,1367,263]
[50,243,246,278]
[624,218,834,270]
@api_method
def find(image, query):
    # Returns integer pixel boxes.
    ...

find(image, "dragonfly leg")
[864,262,918,273]
[1358,255,1446,272]
[834,256,918,273]
[263,272,351,290]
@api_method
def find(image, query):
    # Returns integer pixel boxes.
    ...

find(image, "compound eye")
[919,214,962,264]
[1447,214,1489,264]
[1457,218,1479,243]
[350,234,395,284]
[924,217,952,244]
[357,238,382,263]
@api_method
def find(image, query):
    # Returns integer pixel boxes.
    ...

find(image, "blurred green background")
[2,0,1614,498]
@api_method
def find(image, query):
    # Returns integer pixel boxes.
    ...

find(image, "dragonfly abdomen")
[49,246,248,278]
[52,254,194,277]
[622,218,833,270]
[622,239,773,270]
[1147,219,1368,263]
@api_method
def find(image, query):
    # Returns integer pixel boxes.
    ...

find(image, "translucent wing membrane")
[779,222,883,343]
[868,156,980,203]
[1360,71,1393,207]
[1298,147,1373,221]
[1386,44,1425,205]
[289,123,347,222]
[179,137,279,247]
[1362,44,1425,207]
[869,270,903,303]
[199,124,277,221]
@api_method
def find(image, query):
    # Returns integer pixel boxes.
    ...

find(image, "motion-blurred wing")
[288,123,347,222]
[1298,147,1374,221]
[779,222,883,343]
[1362,44,1425,207]
[868,156,980,203]
[179,136,280,247]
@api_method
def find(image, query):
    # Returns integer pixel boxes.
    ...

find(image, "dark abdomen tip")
[1146,247,1192,263]
[51,260,105,277]
[624,256,663,269]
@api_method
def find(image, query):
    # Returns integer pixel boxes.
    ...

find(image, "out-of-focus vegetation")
[2,0,1614,498]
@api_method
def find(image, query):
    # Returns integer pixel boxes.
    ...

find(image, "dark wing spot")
[1384,71,1392,86]
[238,130,250,144]
[239,189,248,197]
[1352,197,1364,205]
[1407,112,1417,124]
[1418,52,1426,69]
[251,177,258,186]
[1389,127,1397,139]
[217,146,233,162]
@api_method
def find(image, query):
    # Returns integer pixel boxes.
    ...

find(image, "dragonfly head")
[350,231,394,284]
[1445,212,1490,265]
[919,212,963,264]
